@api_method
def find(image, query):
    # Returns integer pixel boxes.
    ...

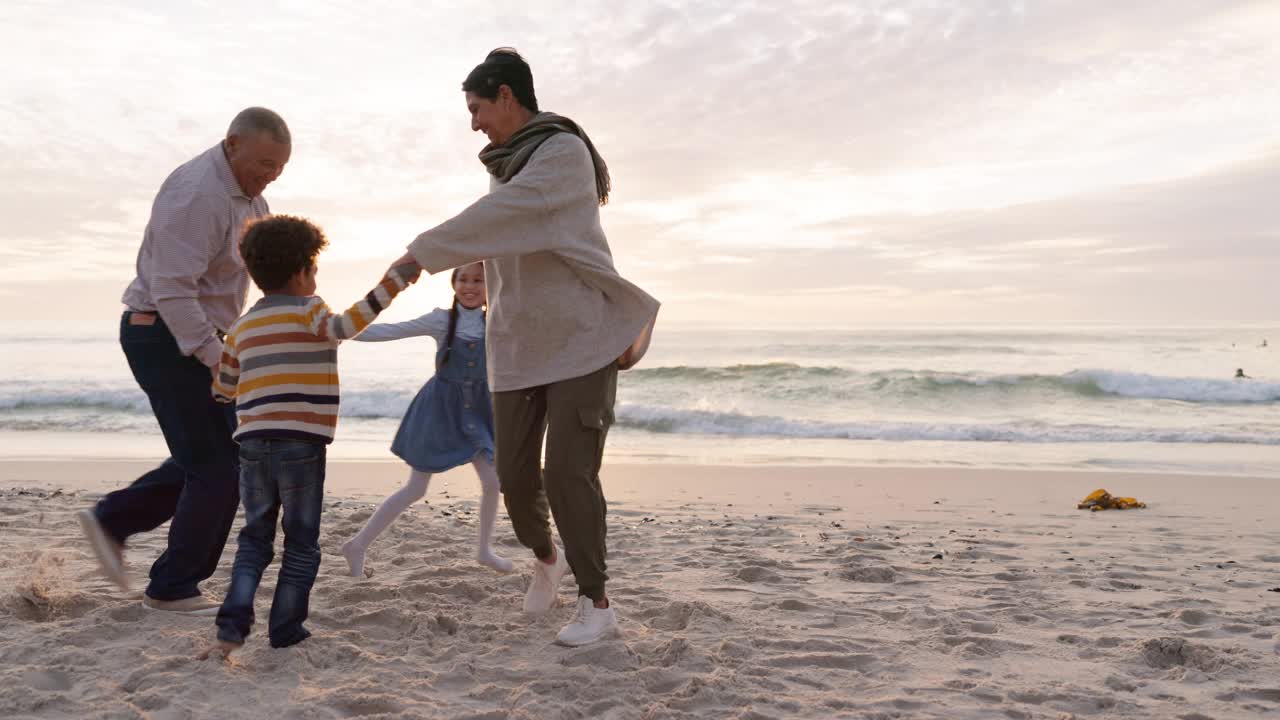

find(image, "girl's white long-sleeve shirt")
[352,305,485,344]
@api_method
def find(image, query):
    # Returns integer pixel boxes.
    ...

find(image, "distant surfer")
[1235,368,1250,379]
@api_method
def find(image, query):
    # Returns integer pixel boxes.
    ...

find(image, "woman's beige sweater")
[408,133,660,391]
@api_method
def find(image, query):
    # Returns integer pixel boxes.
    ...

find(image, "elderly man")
[78,108,292,614]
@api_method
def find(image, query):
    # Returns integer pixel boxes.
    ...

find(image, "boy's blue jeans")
[215,437,325,648]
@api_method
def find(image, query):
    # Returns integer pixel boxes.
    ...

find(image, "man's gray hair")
[227,107,291,144]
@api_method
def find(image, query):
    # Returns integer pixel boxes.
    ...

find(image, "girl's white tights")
[342,454,513,577]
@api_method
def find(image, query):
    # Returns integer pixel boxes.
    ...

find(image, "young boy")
[201,215,420,658]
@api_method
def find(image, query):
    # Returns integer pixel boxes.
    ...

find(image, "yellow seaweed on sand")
[1077,488,1146,511]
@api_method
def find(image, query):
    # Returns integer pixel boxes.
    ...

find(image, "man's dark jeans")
[94,312,239,601]
[215,437,325,648]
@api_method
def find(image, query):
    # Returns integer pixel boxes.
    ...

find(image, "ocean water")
[2,324,1278,476]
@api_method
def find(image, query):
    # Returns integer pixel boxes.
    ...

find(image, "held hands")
[393,251,423,284]
[209,361,234,402]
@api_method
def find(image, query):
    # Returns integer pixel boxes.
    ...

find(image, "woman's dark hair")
[461,47,539,113]
[238,215,327,292]
[438,265,486,370]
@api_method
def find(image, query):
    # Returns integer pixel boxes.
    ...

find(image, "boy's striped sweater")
[212,264,416,443]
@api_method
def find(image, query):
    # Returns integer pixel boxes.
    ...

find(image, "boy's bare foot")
[197,639,241,661]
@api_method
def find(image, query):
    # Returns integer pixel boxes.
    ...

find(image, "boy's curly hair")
[239,215,328,292]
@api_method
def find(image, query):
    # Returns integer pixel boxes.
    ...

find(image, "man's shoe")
[76,509,130,591]
[555,596,618,646]
[523,545,569,614]
[141,594,221,616]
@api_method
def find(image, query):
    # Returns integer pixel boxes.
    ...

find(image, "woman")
[403,48,659,647]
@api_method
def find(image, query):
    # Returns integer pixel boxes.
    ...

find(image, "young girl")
[341,262,513,576]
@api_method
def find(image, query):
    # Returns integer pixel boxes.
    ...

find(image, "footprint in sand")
[339,607,418,636]
[944,635,1030,657]
[775,599,820,612]
[559,642,639,671]
[1105,675,1137,692]
[637,600,730,631]
[649,637,691,668]
[1177,608,1212,626]
[334,585,399,604]
[734,565,783,583]
[761,651,879,672]
[23,670,73,692]
[1236,688,1280,703]
[331,696,404,717]
[105,602,146,622]
[715,639,753,662]
[1140,637,1229,672]
[969,687,1004,703]
[839,566,895,583]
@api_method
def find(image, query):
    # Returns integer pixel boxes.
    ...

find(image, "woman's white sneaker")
[556,596,617,646]
[523,545,569,614]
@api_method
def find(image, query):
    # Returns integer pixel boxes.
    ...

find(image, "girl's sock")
[342,468,432,577]
[473,455,514,573]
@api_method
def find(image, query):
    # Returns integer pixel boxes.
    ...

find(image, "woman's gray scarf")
[478,112,611,205]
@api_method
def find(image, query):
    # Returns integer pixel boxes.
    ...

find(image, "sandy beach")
[1,460,1278,719]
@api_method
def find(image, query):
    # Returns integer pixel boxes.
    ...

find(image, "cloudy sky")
[2,0,1277,328]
